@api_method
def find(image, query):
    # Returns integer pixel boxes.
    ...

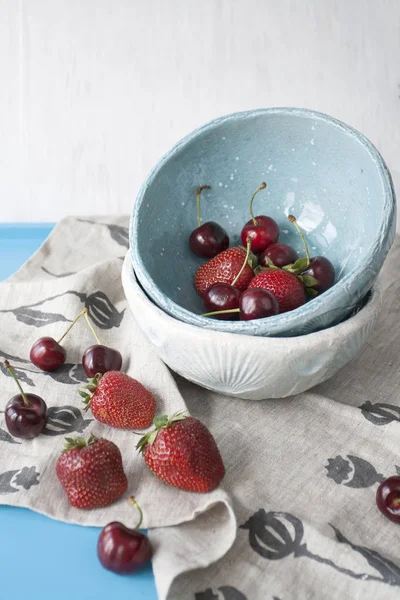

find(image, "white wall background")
[0,0,399,223]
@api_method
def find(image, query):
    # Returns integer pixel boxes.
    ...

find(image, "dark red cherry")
[376,477,400,523]
[239,288,279,320]
[302,256,335,293]
[203,283,241,320]
[30,337,66,372]
[287,215,335,294]
[30,308,89,371]
[259,243,297,268]
[240,183,279,254]
[189,221,229,258]
[97,497,152,574]
[82,345,123,378]
[4,361,47,439]
[189,186,229,258]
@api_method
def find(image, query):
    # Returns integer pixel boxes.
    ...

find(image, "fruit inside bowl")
[130,108,395,337]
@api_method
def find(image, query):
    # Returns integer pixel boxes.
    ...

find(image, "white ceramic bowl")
[122,255,381,400]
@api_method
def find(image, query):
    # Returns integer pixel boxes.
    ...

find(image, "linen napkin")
[2,216,400,600]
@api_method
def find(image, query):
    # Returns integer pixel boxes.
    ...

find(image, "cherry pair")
[30,307,122,377]
[189,182,278,259]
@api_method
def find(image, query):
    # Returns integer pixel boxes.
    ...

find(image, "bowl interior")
[133,109,390,316]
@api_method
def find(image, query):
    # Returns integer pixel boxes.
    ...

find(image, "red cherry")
[97,497,152,574]
[288,215,335,294]
[376,477,400,523]
[189,222,229,259]
[30,307,91,372]
[259,243,298,268]
[240,183,279,254]
[302,256,335,293]
[189,186,229,258]
[201,238,253,320]
[30,337,66,372]
[3,361,47,439]
[82,345,123,378]
[203,283,241,320]
[239,288,279,320]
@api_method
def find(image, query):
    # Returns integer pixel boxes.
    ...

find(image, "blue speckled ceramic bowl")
[130,108,396,337]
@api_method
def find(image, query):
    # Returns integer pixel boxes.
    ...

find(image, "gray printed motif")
[0,428,21,444]
[41,267,77,278]
[325,455,385,488]
[46,364,88,385]
[0,290,124,329]
[43,405,93,436]
[0,360,35,387]
[360,401,400,426]
[195,587,248,600]
[240,510,400,587]
[0,466,40,494]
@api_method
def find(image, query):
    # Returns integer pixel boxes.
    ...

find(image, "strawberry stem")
[201,308,240,317]
[195,185,211,228]
[288,215,310,266]
[3,360,29,406]
[232,237,252,287]
[249,182,267,225]
[84,311,102,345]
[57,307,88,344]
[128,496,143,529]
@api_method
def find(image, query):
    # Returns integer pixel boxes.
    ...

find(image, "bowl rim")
[122,254,382,347]
[130,107,396,335]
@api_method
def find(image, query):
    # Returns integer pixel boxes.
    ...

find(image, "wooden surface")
[0,0,399,225]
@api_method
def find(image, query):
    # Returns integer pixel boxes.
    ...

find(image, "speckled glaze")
[130,108,395,337]
[121,255,382,400]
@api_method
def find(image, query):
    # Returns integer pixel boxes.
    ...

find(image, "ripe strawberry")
[56,435,128,509]
[137,412,225,493]
[79,371,156,429]
[195,246,254,297]
[249,269,306,313]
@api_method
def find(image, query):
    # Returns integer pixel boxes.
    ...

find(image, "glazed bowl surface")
[130,108,395,336]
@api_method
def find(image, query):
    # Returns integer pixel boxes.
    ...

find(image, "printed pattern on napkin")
[0,217,235,600]
[2,217,400,600]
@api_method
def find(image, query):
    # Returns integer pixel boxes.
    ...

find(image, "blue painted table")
[0,224,157,600]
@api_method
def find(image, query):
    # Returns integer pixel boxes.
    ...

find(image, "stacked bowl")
[122,108,396,400]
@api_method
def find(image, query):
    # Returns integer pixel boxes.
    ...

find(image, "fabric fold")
[2,216,400,600]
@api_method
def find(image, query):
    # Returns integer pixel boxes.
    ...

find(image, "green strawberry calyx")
[136,411,187,454]
[254,259,319,297]
[78,373,103,412]
[62,433,98,453]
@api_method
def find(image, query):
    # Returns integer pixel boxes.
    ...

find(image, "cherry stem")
[128,496,143,529]
[201,308,240,317]
[3,360,29,406]
[288,214,310,266]
[232,237,252,287]
[195,185,211,228]
[84,311,102,345]
[249,182,267,225]
[57,307,88,344]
